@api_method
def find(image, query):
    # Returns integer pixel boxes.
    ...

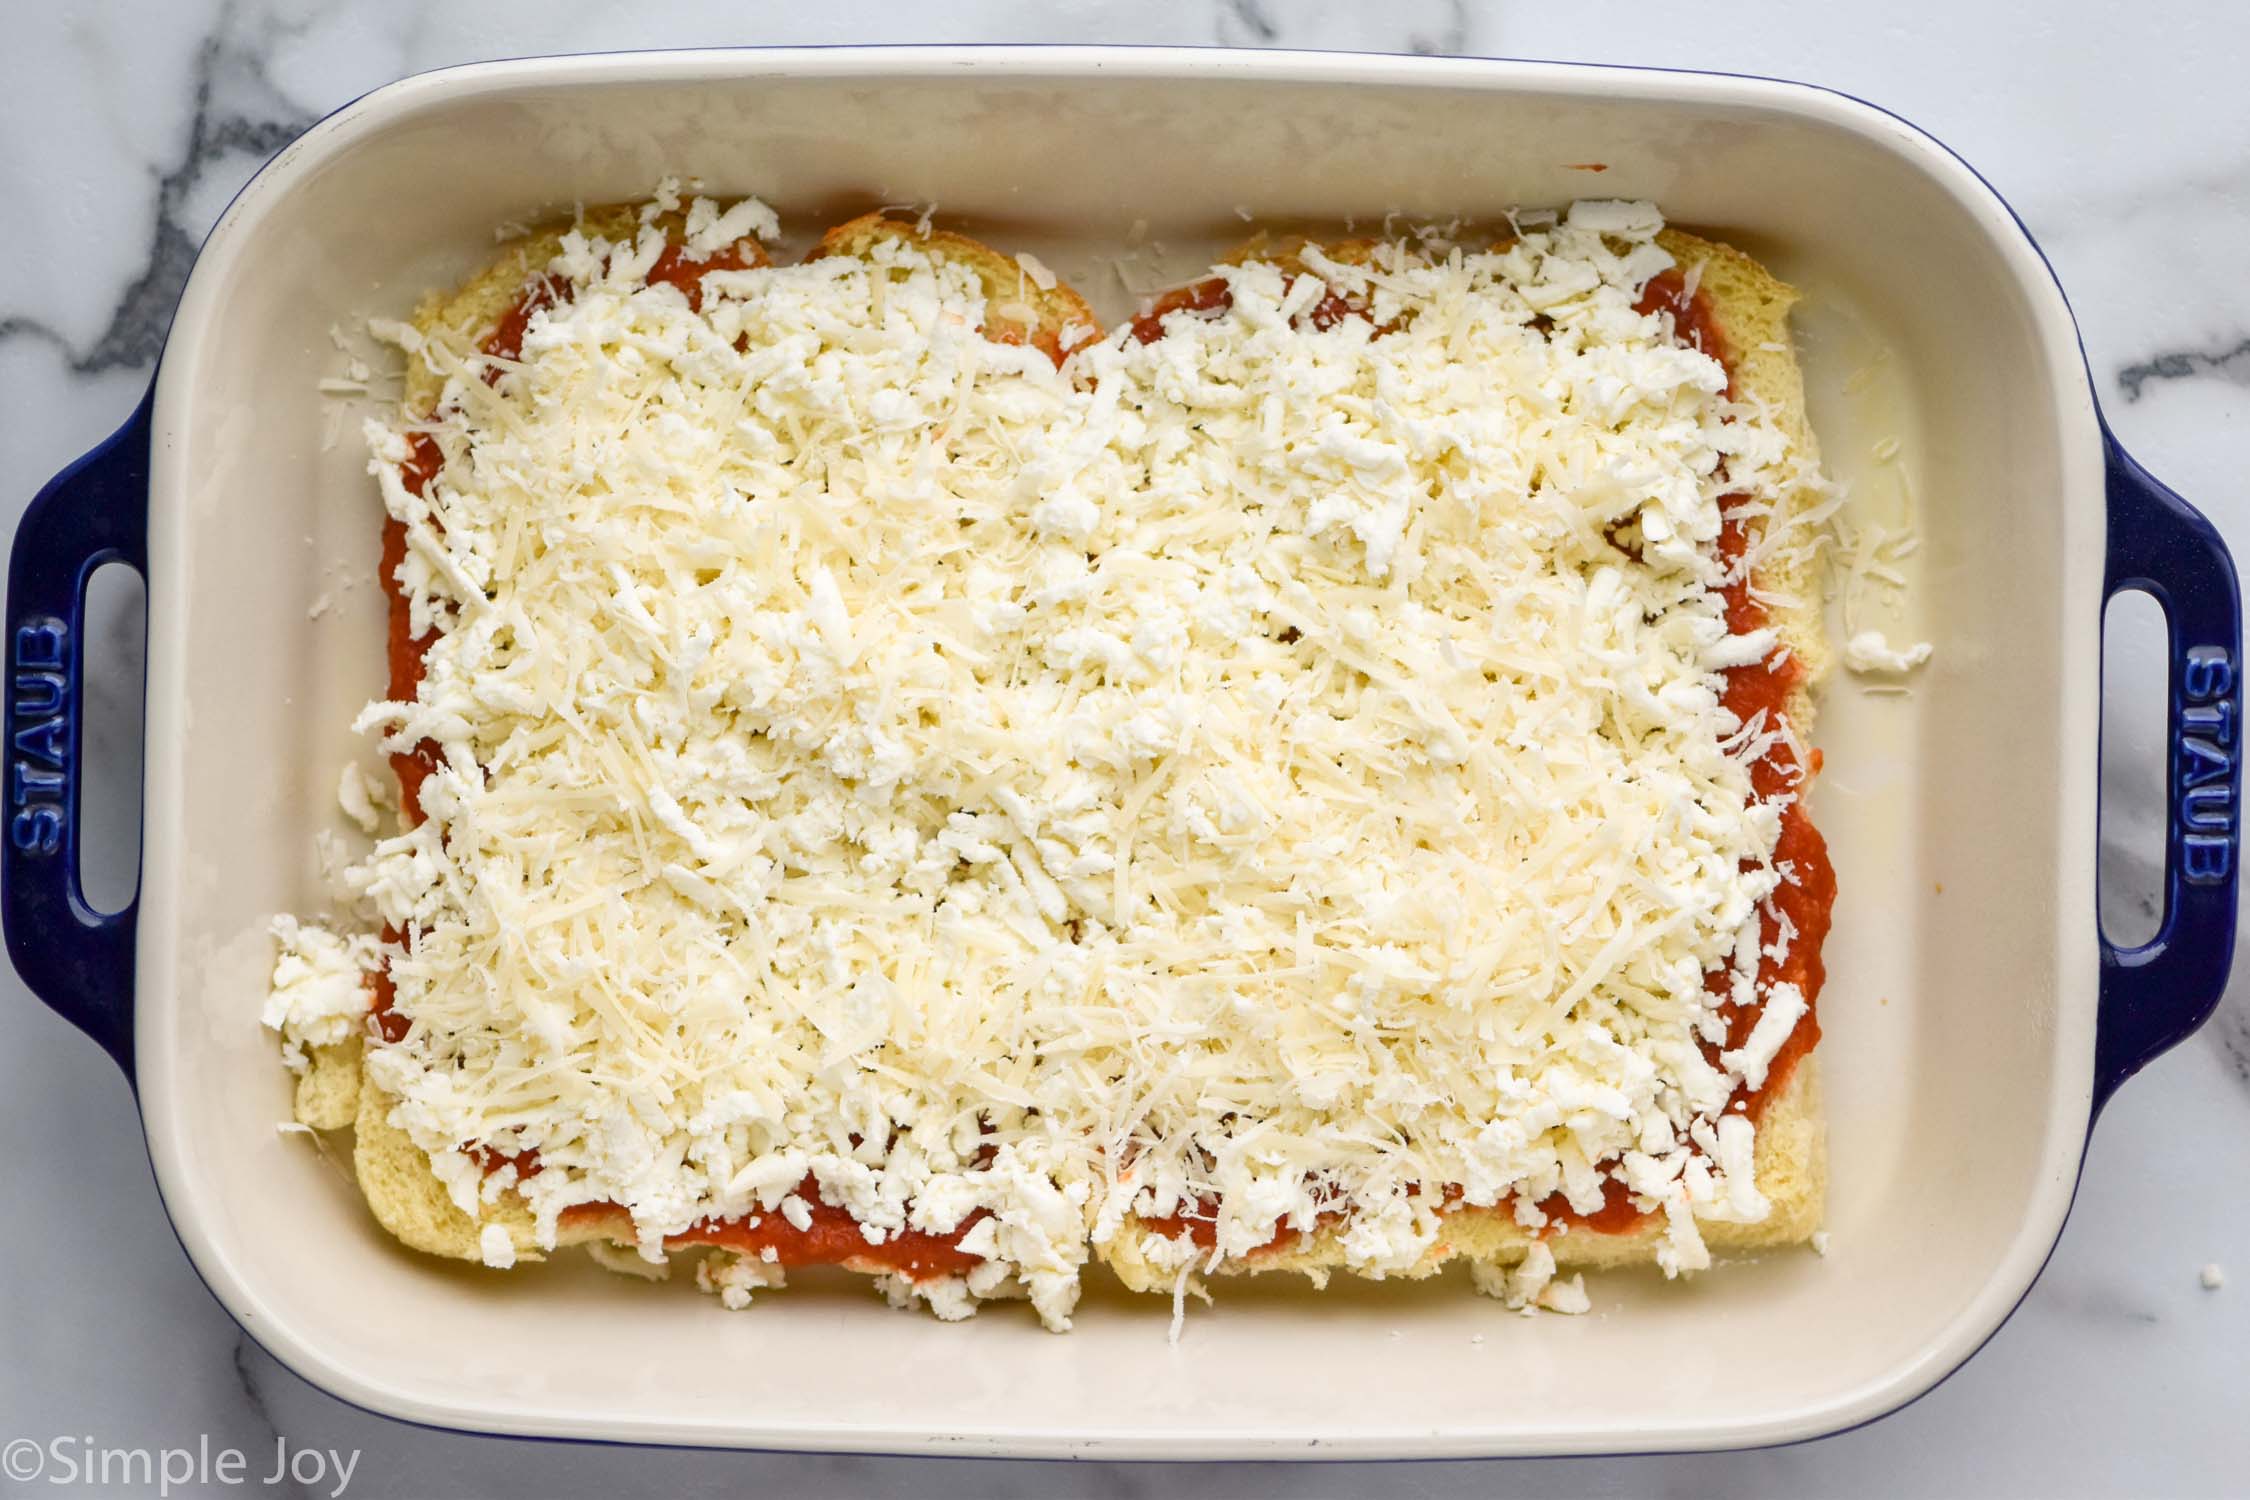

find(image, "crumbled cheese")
[697,1249,786,1310]
[681,195,780,258]
[261,916,379,1071]
[877,1272,979,1322]
[1541,1273,1592,1315]
[1499,1244,1553,1309]
[1842,628,1933,675]
[337,763,383,834]
[290,196,1822,1331]
[1722,981,1807,1092]
[477,1224,517,1268]
[1657,1186,1712,1277]
[1832,512,1930,678]
[1469,1249,1594,1316]
[2201,1262,2225,1290]
[585,1239,671,1281]
[1811,1230,1831,1257]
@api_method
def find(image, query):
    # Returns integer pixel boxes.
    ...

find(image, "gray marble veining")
[2121,334,2250,403]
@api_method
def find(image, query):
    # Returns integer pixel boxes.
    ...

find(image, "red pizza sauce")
[479,274,568,371]
[1131,261,1830,1251]
[382,436,444,824]
[1520,273,1828,1236]
[370,235,986,1282]
[1635,268,1735,396]
[367,247,1831,1273]
[663,1175,987,1278]
[1128,272,1367,345]
[1137,1206,1304,1256]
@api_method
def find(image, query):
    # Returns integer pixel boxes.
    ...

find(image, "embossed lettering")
[10,761,63,808]
[12,670,63,717]
[2183,782,2234,832]
[11,617,66,672]
[2178,736,2231,787]
[2183,699,2237,747]
[2185,834,2234,884]
[9,804,61,855]
[2184,646,2234,703]
[2173,643,2238,886]
[5,618,71,859]
[10,716,66,769]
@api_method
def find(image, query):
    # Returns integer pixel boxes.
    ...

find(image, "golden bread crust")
[813,210,1101,361]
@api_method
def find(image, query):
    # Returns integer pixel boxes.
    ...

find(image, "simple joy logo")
[3,1435,359,1497]
[2178,644,2236,883]
[9,615,70,856]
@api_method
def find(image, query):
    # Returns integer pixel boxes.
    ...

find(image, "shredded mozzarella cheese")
[275,197,1824,1330]
[263,915,382,1071]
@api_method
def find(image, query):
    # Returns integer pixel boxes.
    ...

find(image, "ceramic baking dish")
[5,47,2241,1459]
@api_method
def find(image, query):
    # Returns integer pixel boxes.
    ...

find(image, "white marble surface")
[4,2,2247,1495]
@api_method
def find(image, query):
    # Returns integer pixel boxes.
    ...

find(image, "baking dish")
[4,46,2239,1458]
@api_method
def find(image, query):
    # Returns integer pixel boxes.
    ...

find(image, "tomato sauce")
[1634,268,1735,397]
[365,249,1829,1271]
[387,238,769,821]
[1130,267,1830,1250]
[992,319,1085,368]
[665,1175,987,1278]
[372,236,990,1282]
[1128,274,1366,345]
[1525,272,1831,1236]
[643,242,758,313]
[479,274,568,371]
[548,1191,986,1279]
[384,434,444,824]
[1703,508,1832,1119]
[1138,1205,1305,1256]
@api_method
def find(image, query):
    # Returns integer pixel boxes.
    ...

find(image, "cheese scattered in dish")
[262,915,381,1072]
[1841,628,1933,675]
[275,198,1823,1330]
[1832,514,1931,678]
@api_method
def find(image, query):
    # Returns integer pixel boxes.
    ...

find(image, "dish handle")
[2097,425,2242,1107]
[1,389,149,1080]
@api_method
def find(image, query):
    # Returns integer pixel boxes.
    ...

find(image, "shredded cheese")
[263,915,381,1072]
[272,197,1824,1330]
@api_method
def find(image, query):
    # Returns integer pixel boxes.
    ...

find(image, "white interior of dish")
[137,50,2103,1457]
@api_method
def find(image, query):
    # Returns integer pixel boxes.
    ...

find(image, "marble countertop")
[3,2,2245,1495]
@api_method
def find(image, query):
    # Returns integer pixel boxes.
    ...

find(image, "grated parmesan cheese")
[274,197,1825,1330]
